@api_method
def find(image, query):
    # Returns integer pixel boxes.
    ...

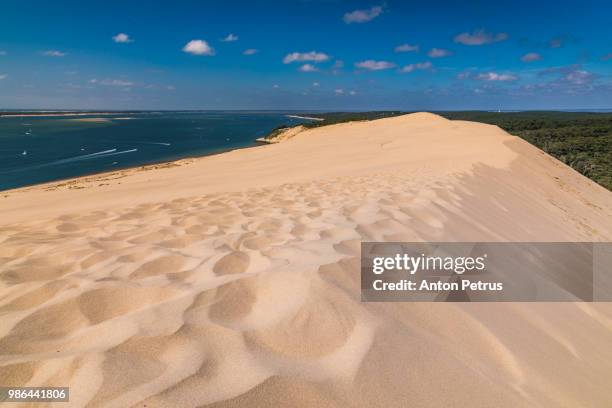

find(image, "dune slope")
[1,113,612,407]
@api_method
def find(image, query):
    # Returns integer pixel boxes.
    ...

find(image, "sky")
[0,0,611,111]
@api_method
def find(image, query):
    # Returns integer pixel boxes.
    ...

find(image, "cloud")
[272,84,280,89]
[113,33,133,43]
[395,43,419,53]
[335,88,344,94]
[343,5,383,24]
[475,72,518,81]
[539,65,594,84]
[532,65,598,94]
[222,33,238,42]
[349,90,357,95]
[42,50,67,57]
[0,51,6,56]
[355,60,396,71]
[283,51,329,64]
[427,48,451,58]
[243,48,258,55]
[601,53,612,61]
[312,82,320,87]
[299,63,319,72]
[399,61,432,73]
[183,40,215,56]
[166,85,176,91]
[564,69,593,85]
[0,74,8,80]
[89,78,134,86]
[521,52,542,62]
[453,30,508,45]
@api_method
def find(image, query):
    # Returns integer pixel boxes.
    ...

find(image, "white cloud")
[564,69,592,85]
[427,48,451,58]
[454,30,508,45]
[349,90,357,95]
[0,51,6,56]
[534,65,598,94]
[335,88,344,94]
[312,82,320,86]
[299,63,319,72]
[343,5,383,24]
[395,43,419,53]
[399,61,432,73]
[243,48,258,55]
[521,52,542,62]
[475,72,518,81]
[283,51,330,64]
[42,50,67,57]
[0,74,8,80]
[166,85,176,91]
[90,78,134,86]
[183,40,215,56]
[272,84,280,89]
[113,33,133,43]
[355,60,396,70]
[222,33,238,42]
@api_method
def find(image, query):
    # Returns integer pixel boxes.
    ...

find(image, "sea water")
[0,111,306,190]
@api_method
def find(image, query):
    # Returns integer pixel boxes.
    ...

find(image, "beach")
[1,112,612,407]
[0,112,305,191]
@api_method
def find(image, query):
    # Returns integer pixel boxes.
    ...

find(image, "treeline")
[300,111,406,128]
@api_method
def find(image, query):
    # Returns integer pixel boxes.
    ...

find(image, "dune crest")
[1,113,612,407]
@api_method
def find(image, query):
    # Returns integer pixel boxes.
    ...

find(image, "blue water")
[0,112,307,191]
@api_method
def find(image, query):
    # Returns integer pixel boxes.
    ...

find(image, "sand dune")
[1,113,612,407]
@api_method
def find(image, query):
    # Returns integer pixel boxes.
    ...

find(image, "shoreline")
[1,120,323,193]
[0,112,141,118]
[1,141,264,195]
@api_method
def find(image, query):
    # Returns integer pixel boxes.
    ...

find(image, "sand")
[1,112,612,407]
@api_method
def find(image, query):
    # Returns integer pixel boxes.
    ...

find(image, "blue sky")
[0,0,610,110]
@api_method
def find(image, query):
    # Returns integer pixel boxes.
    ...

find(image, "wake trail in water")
[100,148,138,157]
[1,148,138,174]
[121,140,171,146]
[52,149,117,165]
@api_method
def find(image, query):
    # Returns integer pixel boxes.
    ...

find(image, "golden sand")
[1,113,612,407]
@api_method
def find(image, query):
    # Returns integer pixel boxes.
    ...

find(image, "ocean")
[0,112,307,191]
